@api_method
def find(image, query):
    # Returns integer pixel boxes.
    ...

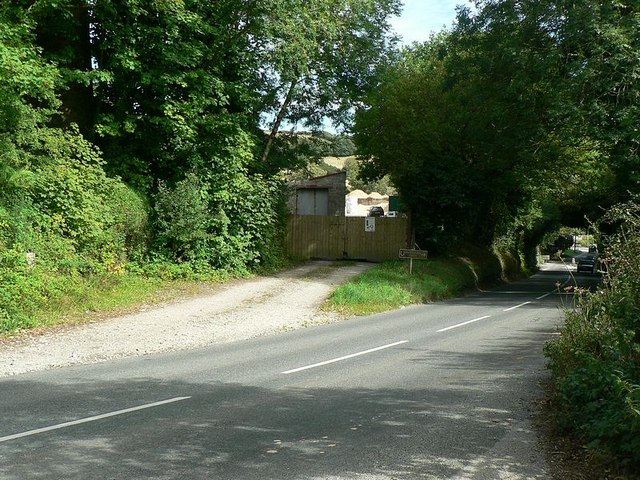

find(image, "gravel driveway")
[0,261,373,377]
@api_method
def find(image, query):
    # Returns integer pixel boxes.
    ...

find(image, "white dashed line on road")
[437,315,492,333]
[503,301,532,312]
[281,341,409,374]
[0,397,191,443]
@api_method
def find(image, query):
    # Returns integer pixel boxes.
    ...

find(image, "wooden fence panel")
[286,215,409,261]
[286,216,340,259]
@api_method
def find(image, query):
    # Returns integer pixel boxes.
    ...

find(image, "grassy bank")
[35,275,230,329]
[0,267,236,336]
[326,253,504,316]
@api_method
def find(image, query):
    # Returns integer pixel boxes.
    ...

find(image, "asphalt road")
[0,264,601,479]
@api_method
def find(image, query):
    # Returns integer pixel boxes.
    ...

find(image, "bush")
[153,170,287,273]
[0,247,41,330]
[108,181,150,261]
[544,199,640,468]
[0,121,151,330]
[154,173,213,263]
[31,127,141,266]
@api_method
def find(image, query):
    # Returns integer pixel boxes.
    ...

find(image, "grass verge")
[0,272,232,336]
[325,257,485,316]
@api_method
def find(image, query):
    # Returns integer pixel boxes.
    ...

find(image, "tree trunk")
[260,78,298,164]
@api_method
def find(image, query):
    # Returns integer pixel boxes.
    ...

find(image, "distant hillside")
[322,155,356,170]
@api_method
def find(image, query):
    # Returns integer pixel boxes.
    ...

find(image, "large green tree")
[354,0,639,259]
[86,0,259,186]
[355,27,554,250]
[0,5,147,264]
[550,0,639,217]
[459,0,639,259]
[0,6,58,247]
[18,0,399,184]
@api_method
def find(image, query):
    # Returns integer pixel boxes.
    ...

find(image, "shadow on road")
[2,342,550,480]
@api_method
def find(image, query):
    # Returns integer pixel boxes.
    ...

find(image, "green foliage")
[0,8,150,329]
[31,128,119,262]
[153,170,287,273]
[343,157,396,195]
[354,29,550,251]
[310,131,357,157]
[154,173,212,263]
[354,0,639,260]
[258,0,401,130]
[553,1,640,207]
[0,0,401,331]
[263,131,356,175]
[540,231,575,256]
[262,132,329,175]
[108,181,150,259]
[454,243,504,286]
[544,199,640,467]
[0,8,58,213]
[0,247,42,330]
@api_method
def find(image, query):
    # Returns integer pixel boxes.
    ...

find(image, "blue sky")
[390,0,474,45]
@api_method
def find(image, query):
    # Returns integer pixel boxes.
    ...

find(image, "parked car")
[386,210,398,217]
[368,206,384,217]
[577,253,598,274]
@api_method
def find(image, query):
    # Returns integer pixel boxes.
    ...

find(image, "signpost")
[399,248,428,274]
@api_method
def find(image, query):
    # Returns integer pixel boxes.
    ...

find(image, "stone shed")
[288,171,347,216]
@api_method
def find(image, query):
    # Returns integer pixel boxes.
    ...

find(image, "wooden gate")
[286,215,410,261]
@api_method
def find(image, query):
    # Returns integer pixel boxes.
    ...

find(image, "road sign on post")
[399,249,428,259]
[399,249,428,274]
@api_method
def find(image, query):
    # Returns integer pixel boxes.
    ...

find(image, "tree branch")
[260,78,298,164]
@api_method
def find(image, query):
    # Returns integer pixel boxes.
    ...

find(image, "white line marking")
[536,292,553,300]
[0,396,191,443]
[504,302,532,311]
[281,341,408,374]
[437,315,491,333]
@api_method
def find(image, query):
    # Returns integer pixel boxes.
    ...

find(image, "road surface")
[0,263,599,479]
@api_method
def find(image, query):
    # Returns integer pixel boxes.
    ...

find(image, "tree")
[551,1,639,209]
[463,0,639,261]
[0,5,59,247]
[354,0,639,259]
[0,5,148,264]
[256,0,401,165]
[85,0,259,186]
[355,27,555,250]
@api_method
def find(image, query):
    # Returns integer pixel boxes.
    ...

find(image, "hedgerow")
[544,199,640,467]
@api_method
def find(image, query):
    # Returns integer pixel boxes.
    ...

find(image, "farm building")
[287,171,347,216]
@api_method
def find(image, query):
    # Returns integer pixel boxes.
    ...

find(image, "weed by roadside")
[535,378,638,480]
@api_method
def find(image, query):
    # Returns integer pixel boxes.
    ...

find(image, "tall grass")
[326,257,484,316]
